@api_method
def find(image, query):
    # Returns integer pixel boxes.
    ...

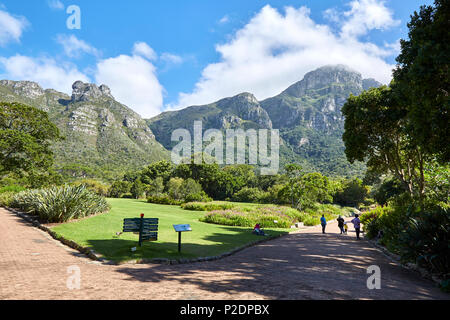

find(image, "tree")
[140,161,174,185]
[180,178,203,199]
[130,178,145,199]
[108,181,131,198]
[147,177,165,197]
[167,177,184,200]
[280,172,332,210]
[373,178,405,207]
[283,164,304,207]
[0,102,62,177]
[342,87,427,199]
[223,165,256,192]
[393,0,450,162]
[334,179,368,208]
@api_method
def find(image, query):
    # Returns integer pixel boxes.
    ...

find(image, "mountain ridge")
[0,79,170,181]
[0,64,381,179]
[147,65,381,177]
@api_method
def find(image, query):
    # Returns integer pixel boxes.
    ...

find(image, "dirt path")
[0,208,448,300]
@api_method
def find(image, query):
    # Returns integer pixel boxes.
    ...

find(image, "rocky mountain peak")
[283,65,363,98]
[235,92,259,104]
[0,80,45,99]
[71,81,114,102]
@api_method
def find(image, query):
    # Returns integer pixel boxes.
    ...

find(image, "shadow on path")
[114,230,449,300]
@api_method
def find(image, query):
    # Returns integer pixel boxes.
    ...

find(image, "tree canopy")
[393,0,449,162]
[0,102,62,177]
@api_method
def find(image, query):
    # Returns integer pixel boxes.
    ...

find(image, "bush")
[108,181,131,198]
[72,179,109,197]
[200,206,304,228]
[184,191,212,203]
[232,187,266,203]
[11,185,110,223]
[334,178,369,208]
[0,192,15,207]
[0,185,27,194]
[397,203,450,279]
[147,194,183,205]
[360,206,394,239]
[181,202,236,212]
[360,205,404,250]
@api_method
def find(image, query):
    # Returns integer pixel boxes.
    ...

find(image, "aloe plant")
[12,185,110,223]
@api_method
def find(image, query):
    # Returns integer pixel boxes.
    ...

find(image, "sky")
[0,0,433,118]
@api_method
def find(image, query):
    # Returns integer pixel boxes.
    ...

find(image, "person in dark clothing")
[320,215,327,234]
[337,216,345,234]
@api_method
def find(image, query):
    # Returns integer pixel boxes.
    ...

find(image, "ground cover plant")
[200,203,355,228]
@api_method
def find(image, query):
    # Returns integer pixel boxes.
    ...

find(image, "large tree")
[393,0,449,162]
[0,102,62,177]
[342,86,426,199]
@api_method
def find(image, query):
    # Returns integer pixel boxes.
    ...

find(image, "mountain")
[148,92,273,149]
[148,65,382,177]
[0,65,381,180]
[0,80,169,181]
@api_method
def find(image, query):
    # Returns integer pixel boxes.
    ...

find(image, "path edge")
[366,237,445,288]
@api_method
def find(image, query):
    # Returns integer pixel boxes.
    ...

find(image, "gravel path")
[0,208,448,300]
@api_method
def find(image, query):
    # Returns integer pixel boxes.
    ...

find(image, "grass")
[51,198,289,263]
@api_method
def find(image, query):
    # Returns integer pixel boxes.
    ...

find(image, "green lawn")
[51,198,289,263]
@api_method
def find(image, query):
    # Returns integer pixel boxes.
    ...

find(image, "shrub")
[108,181,131,198]
[360,206,393,239]
[167,177,184,200]
[232,187,266,203]
[0,185,26,194]
[11,185,110,223]
[200,206,303,228]
[0,192,15,207]
[147,194,183,205]
[397,203,450,279]
[72,179,109,197]
[181,202,235,212]
[184,191,212,203]
[360,205,403,249]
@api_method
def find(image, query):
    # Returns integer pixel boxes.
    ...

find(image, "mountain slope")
[148,65,381,177]
[0,80,170,181]
[148,92,273,149]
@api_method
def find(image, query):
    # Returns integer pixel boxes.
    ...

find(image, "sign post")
[173,224,192,253]
[123,214,159,247]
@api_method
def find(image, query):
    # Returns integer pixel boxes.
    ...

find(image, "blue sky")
[0,0,433,118]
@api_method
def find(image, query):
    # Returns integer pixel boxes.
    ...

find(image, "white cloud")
[56,34,100,58]
[169,2,399,110]
[47,0,64,10]
[323,8,340,23]
[219,15,230,24]
[95,50,164,118]
[0,41,165,118]
[341,0,400,38]
[0,55,89,93]
[0,9,29,46]
[133,42,157,61]
[160,53,183,65]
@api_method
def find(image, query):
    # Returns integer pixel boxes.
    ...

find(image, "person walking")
[337,216,345,234]
[351,214,362,240]
[320,215,327,234]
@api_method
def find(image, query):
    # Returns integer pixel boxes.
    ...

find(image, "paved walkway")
[0,208,448,300]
